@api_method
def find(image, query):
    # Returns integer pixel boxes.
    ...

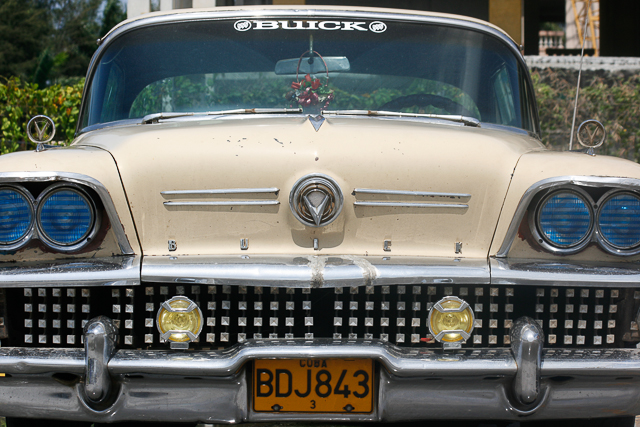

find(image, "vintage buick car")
[1,5,640,427]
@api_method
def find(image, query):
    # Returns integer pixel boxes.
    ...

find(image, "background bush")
[533,68,640,160]
[1,69,639,161]
[0,76,83,154]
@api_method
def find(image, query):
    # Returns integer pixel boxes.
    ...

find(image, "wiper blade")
[321,109,481,127]
[141,108,303,124]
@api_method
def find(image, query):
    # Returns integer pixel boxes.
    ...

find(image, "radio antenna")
[568,0,593,151]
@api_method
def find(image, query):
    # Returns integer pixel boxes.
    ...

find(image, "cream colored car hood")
[77,116,543,258]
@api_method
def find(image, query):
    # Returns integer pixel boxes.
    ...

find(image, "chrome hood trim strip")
[353,188,470,209]
[0,256,140,287]
[491,257,640,287]
[353,188,471,199]
[161,188,279,196]
[162,187,280,207]
[141,255,490,286]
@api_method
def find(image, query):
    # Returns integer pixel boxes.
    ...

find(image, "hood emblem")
[290,174,343,227]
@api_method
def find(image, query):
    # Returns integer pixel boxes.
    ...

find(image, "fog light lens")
[156,296,203,343]
[428,296,474,343]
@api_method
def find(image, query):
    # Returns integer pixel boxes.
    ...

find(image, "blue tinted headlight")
[538,191,592,248]
[38,188,95,246]
[598,192,640,249]
[0,188,33,245]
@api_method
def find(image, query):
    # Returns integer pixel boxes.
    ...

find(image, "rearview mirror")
[275,56,350,75]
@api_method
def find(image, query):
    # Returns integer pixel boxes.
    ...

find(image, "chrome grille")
[4,285,639,349]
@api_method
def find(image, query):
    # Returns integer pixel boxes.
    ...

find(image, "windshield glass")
[82,17,535,132]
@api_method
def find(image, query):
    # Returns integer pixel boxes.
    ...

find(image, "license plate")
[253,358,374,413]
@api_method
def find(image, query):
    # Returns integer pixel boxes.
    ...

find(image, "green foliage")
[0,76,83,154]
[533,69,640,160]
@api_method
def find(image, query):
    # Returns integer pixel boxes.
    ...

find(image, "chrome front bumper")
[0,316,639,423]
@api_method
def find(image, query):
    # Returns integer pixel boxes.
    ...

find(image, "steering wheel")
[379,94,476,118]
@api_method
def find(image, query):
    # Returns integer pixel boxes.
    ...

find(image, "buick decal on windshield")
[234,20,387,32]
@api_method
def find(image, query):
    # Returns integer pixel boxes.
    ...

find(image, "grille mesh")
[4,284,639,349]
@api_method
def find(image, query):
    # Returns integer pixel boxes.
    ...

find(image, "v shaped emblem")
[303,191,330,226]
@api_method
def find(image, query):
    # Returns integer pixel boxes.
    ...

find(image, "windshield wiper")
[321,110,481,127]
[141,108,303,124]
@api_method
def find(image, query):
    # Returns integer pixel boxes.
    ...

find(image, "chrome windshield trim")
[0,256,140,287]
[141,255,490,286]
[322,110,481,127]
[0,172,134,255]
[496,176,640,258]
[354,202,468,209]
[163,201,280,207]
[491,257,640,287]
[161,188,279,196]
[78,8,529,135]
[353,188,471,199]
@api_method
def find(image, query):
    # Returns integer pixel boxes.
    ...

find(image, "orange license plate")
[253,358,373,413]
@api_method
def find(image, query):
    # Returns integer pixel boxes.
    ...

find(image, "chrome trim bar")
[491,257,640,287]
[0,256,140,287]
[0,172,134,255]
[2,341,640,422]
[354,188,471,199]
[2,340,640,379]
[141,255,490,286]
[496,176,640,257]
[161,188,279,196]
[163,201,280,207]
[354,202,468,208]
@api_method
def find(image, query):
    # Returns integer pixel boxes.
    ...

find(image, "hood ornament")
[576,119,606,156]
[26,115,56,152]
[290,174,343,227]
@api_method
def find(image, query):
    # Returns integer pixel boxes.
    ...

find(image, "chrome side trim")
[496,176,640,257]
[354,202,468,208]
[141,255,490,286]
[0,256,140,287]
[163,201,280,207]
[490,257,640,287]
[354,188,471,199]
[0,172,134,255]
[161,188,279,196]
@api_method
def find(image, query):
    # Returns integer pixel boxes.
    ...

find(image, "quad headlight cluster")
[531,187,640,255]
[0,183,99,252]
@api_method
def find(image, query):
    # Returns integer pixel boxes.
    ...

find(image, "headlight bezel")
[35,183,100,252]
[595,189,640,255]
[530,186,595,255]
[0,184,36,250]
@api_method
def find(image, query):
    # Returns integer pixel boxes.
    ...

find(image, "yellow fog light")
[156,296,203,348]
[428,296,474,347]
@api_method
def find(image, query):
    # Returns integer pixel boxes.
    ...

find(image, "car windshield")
[81,16,536,132]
